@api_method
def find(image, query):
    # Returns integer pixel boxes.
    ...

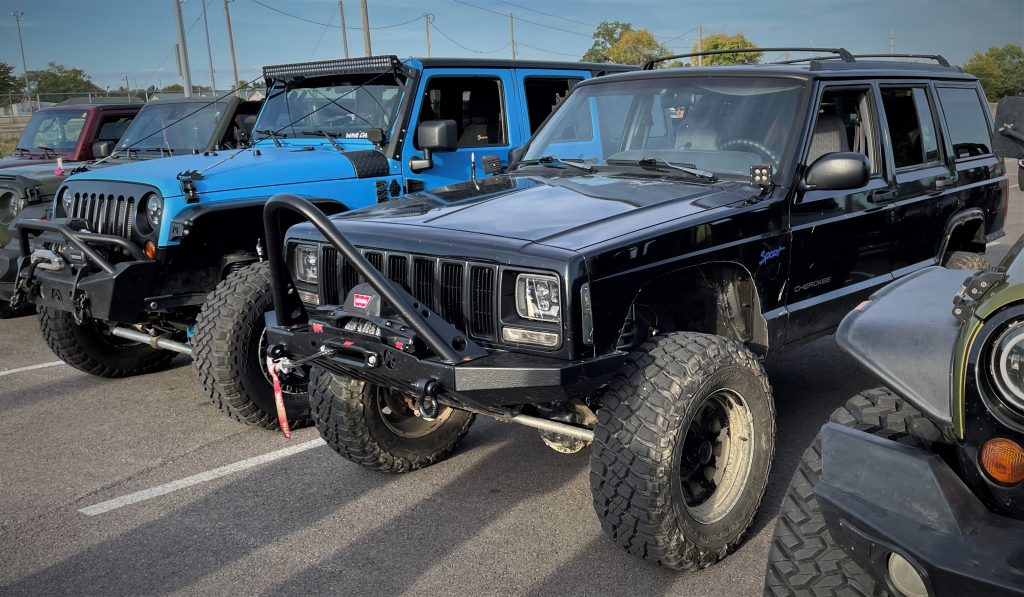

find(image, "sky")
[0,0,1021,91]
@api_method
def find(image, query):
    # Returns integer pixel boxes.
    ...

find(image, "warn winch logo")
[353,294,373,309]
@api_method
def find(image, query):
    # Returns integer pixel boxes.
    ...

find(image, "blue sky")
[0,0,1021,90]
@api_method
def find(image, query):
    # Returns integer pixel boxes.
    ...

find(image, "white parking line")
[0,361,65,377]
[79,438,326,516]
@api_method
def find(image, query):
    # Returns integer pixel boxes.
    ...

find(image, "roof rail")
[641,47,854,70]
[851,53,951,67]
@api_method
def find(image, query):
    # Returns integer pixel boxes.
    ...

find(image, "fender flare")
[936,207,986,262]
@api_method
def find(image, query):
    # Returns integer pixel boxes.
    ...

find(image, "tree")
[160,84,184,93]
[582,21,633,63]
[691,33,762,65]
[25,62,95,95]
[964,44,1024,101]
[0,62,20,95]
[607,30,670,66]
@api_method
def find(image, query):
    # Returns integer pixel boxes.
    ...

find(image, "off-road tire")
[38,307,175,377]
[591,332,776,570]
[193,261,311,429]
[309,367,475,473]
[944,250,988,271]
[764,387,945,596]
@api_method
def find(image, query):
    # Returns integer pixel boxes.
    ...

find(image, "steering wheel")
[719,138,779,166]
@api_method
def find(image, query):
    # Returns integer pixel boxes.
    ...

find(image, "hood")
[0,155,62,170]
[335,173,758,251]
[64,145,373,199]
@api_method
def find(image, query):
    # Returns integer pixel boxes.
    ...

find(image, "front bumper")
[266,310,624,409]
[816,423,1024,596]
[13,218,158,322]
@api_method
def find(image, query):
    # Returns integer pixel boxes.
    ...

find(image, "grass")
[0,140,15,157]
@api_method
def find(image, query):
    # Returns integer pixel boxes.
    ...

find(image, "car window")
[417,76,507,148]
[880,87,941,169]
[937,86,993,159]
[808,88,879,174]
[18,109,90,152]
[523,77,581,133]
[96,114,134,143]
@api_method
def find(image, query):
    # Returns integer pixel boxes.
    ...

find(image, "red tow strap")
[266,357,292,439]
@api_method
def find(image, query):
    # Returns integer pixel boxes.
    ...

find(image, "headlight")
[989,321,1024,413]
[294,244,319,284]
[0,190,17,220]
[515,273,561,322]
[59,188,72,216]
[145,194,163,230]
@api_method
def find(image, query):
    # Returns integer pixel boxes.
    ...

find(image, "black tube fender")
[936,208,986,263]
[836,266,967,427]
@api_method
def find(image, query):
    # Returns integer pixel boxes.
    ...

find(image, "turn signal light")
[981,437,1024,485]
[144,240,157,260]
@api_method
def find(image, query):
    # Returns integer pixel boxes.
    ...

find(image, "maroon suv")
[0,102,140,169]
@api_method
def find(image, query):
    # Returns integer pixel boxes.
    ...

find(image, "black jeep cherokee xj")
[263,49,1008,570]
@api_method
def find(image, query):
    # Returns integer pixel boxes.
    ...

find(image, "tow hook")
[412,379,441,420]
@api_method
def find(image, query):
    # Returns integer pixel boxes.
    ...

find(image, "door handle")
[934,175,957,190]
[873,190,897,202]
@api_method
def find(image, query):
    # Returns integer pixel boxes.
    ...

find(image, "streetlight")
[11,11,30,102]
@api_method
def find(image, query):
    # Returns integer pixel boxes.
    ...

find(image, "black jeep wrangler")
[263,49,1009,569]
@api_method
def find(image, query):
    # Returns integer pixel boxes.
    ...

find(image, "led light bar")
[263,55,401,82]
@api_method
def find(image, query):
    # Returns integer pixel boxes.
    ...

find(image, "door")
[402,70,519,190]
[786,84,898,344]
[879,84,959,275]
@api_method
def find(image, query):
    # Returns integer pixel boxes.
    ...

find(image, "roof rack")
[851,53,951,67]
[642,47,854,70]
[262,55,400,82]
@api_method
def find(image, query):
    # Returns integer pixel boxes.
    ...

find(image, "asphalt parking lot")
[1,168,1021,596]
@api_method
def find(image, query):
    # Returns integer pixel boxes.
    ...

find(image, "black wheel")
[38,308,174,378]
[944,250,988,271]
[309,366,475,473]
[591,332,775,570]
[764,387,945,596]
[192,261,311,429]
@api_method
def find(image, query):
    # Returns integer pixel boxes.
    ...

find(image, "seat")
[807,114,850,164]
[458,85,502,147]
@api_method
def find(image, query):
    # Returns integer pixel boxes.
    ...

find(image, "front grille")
[68,191,136,237]
[318,246,497,340]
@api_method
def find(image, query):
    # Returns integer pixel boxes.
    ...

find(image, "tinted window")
[810,88,879,174]
[937,86,992,158]
[523,77,580,133]
[880,87,941,168]
[417,77,506,148]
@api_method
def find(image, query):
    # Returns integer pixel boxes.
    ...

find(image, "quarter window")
[417,77,507,148]
[880,87,941,169]
[937,86,993,158]
[523,77,581,133]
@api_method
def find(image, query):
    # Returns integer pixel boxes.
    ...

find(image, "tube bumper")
[265,310,625,409]
[815,423,1024,596]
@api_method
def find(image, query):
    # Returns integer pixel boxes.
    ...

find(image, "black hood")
[326,173,760,252]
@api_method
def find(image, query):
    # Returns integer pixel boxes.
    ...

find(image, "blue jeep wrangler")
[13,55,630,429]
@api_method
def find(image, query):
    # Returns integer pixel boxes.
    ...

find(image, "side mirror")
[802,152,870,192]
[410,119,458,173]
[92,141,113,159]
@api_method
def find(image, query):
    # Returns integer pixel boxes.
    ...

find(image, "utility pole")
[696,24,703,66]
[125,75,131,100]
[201,0,217,93]
[224,0,240,95]
[339,1,350,58]
[890,29,896,53]
[424,14,431,57]
[11,11,29,100]
[172,0,194,97]
[359,0,371,56]
[509,13,516,60]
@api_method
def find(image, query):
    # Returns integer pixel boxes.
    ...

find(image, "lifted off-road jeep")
[264,48,1006,569]
[12,55,629,430]
[765,235,1024,596]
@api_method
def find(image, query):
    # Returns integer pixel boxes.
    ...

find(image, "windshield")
[523,76,806,177]
[16,109,90,154]
[255,72,405,140]
[116,101,227,154]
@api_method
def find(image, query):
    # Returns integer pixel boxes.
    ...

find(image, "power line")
[249,0,420,30]
[139,6,205,91]
[515,41,579,58]
[493,0,596,28]
[430,19,511,54]
[451,0,591,38]
[309,3,337,59]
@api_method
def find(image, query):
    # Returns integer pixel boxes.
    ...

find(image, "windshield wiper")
[255,128,286,147]
[37,145,55,158]
[611,157,716,182]
[14,146,32,156]
[300,130,345,153]
[144,147,175,156]
[520,155,595,173]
